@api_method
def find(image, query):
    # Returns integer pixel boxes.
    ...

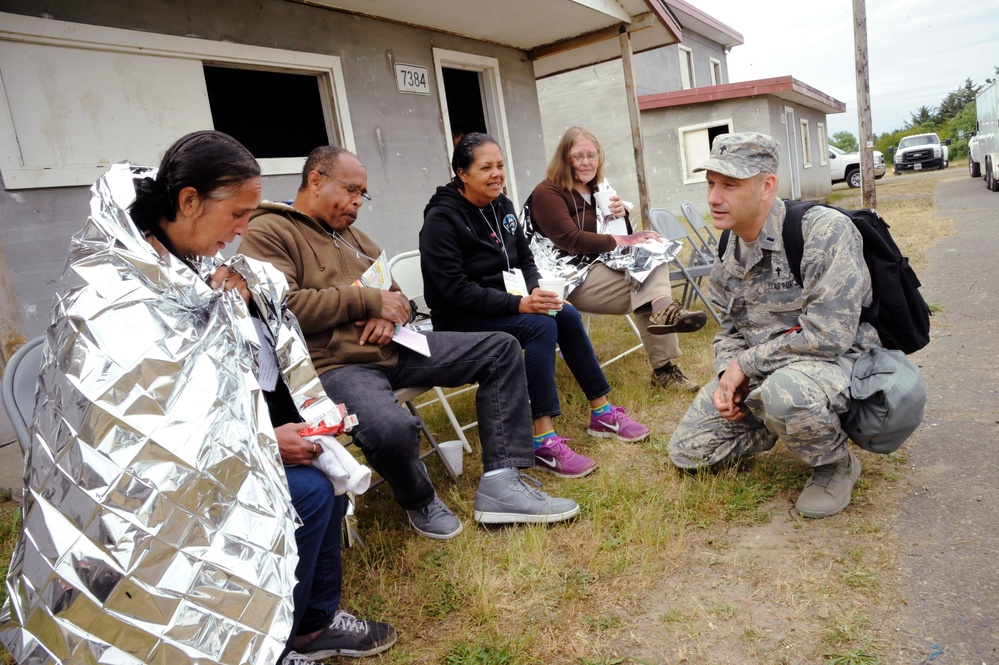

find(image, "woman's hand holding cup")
[536,277,567,316]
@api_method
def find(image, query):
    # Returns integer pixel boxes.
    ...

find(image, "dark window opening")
[204,66,331,159]
[442,68,487,147]
[708,124,730,148]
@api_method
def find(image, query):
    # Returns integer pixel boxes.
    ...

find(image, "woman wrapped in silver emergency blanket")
[0,133,350,664]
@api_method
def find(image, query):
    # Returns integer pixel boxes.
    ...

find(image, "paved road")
[895,174,999,663]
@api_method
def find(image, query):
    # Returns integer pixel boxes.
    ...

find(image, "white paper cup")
[536,277,566,317]
[537,277,566,299]
[438,439,463,476]
[593,188,614,218]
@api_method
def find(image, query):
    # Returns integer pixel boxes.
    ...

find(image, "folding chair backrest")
[2,336,45,453]
[386,250,427,312]
[649,209,689,243]
[650,209,712,266]
[681,202,719,255]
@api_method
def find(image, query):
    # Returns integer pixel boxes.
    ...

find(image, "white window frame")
[800,119,812,168]
[817,123,828,165]
[709,57,722,86]
[432,48,519,208]
[678,46,695,90]
[0,12,354,189]
[678,118,733,184]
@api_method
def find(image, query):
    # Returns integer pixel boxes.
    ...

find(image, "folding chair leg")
[595,314,645,368]
[434,386,475,453]
[405,399,460,483]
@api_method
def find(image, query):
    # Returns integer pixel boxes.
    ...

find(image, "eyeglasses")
[317,171,372,201]
[569,152,600,165]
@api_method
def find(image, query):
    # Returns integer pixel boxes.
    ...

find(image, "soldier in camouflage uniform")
[668,132,882,518]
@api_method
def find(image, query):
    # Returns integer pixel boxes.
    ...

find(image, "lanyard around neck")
[479,203,511,271]
[325,227,378,263]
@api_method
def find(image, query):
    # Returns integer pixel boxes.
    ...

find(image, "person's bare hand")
[356,317,397,346]
[210,264,250,303]
[713,358,750,421]
[379,291,411,324]
[615,230,662,246]
[275,421,321,466]
[608,195,627,219]
[518,288,562,315]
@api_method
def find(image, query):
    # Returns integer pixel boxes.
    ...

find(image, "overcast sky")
[687,0,998,139]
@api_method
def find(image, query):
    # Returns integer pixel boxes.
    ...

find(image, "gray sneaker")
[795,450,862,519]
[407,494,463,539]
[474,468,580,524]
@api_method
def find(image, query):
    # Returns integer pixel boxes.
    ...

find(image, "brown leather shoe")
[648,301,708,335]
[652,361,699,391]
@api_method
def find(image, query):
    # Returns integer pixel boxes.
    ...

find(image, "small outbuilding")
[640,76,847,210]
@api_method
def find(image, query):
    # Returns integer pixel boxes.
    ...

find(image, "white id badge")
[502,268,529,296]
[251,318,280,392]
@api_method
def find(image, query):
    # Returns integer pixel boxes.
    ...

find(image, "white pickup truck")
[891,133,950,175]
[828,145,886,188]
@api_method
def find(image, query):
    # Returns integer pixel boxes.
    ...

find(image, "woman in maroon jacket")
[529,126,706,390]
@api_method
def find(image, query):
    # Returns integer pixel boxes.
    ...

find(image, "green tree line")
[831,70,997,164]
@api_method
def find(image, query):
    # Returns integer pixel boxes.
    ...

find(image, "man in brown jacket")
[241,146,579,540]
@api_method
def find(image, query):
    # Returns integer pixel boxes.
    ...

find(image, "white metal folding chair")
[1,336,44,452]
[387,250,476,454]
[576,310,645,368]
[649,209,723,326]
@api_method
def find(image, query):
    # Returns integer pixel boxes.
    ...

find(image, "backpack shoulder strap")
[718,229,731,258]
[780,199,823,285]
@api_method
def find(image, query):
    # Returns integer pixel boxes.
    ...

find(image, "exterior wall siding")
[0,0,547,339]
[634,36,728,94]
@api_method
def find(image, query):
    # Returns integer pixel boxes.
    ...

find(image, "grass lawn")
[0,164,964,664]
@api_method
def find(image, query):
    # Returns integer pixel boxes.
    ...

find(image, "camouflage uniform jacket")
[710,199,882,381]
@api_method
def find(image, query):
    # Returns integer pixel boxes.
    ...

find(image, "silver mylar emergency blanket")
[523,204,681,296]
[0,163,345,665]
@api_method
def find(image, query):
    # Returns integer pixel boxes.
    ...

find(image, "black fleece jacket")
[420,182,541,327]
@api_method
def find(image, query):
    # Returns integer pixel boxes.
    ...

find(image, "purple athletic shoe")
[587,405,650,442]
[534,436,597,478]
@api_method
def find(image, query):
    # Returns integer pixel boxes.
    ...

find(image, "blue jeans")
[285,466,345,641]
[320,330,535,510]
[438,304,610,421]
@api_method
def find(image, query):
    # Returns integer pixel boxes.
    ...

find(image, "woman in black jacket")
[420,133,650,480]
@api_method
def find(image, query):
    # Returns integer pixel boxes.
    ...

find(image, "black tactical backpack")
[718,200,931,354]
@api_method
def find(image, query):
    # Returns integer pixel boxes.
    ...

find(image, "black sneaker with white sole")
[294,610,398,660]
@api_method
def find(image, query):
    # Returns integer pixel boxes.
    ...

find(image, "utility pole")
[619,26,651,227]
[852,0,876,208]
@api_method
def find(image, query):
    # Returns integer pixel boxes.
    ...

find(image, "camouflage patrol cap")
[693,132,780,178]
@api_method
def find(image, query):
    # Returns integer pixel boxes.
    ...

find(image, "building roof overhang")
[288,0,736,78]
[640,76,846,115]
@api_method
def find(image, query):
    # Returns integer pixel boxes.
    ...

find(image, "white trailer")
[977,80,999,191]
